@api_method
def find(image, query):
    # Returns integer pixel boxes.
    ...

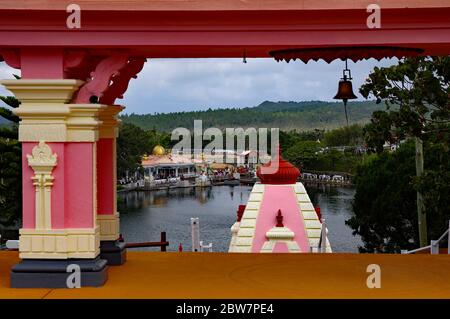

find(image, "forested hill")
[120,100,384,132]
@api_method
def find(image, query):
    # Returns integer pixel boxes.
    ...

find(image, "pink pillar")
[96,135,120,241]
[1,49,102,259]
[96,105,126,265]
[97,138,115,217]
[0,49,136,287]
[65,142,96,229]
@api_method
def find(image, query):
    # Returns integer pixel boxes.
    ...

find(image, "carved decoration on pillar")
[27,141,57,230]
[72,54,146,104]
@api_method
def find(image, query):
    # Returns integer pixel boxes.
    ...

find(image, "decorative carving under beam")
[269,46,425,64]
[72,54,146,105]
[72,54,127,103]
[100,57,146,105]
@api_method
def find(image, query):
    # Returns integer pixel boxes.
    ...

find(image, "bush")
[347,137,450,253]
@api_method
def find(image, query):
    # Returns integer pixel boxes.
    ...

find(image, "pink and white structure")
[0,53,144,287]
[1,56,142,262]
[1,0,450,287]
[229,150,331,253]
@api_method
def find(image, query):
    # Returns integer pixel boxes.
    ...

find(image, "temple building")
[142,145,198,180]
[229,149,331,253]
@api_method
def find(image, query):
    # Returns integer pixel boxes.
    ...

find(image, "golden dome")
[152,145,165,156]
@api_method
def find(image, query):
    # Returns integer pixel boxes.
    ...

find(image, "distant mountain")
[120,100,384,132]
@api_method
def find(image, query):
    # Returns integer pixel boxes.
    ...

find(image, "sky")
[0,58,396,114]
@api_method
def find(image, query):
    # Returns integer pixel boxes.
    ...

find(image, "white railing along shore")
[401,220,450,255]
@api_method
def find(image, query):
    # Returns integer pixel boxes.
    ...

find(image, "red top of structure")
[257,148,300,185]
[276,209,284,227]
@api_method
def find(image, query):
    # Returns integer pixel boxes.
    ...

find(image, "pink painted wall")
[252,185,310,253]
[64,143,94,228]
[21,142,94,229]
[48,143,65,229]
[20,48,64,79]
[97,138,114,215]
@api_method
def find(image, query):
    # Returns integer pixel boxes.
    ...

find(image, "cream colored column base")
[97,213,120,241]
[19,227,100,259]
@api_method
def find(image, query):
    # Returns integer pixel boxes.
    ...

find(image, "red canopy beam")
[0,1,450,59]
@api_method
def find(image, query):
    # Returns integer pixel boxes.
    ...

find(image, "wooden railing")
[125,231,169,252]
[1,232,170,252]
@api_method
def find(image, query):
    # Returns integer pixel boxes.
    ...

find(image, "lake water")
[118,185,362,252]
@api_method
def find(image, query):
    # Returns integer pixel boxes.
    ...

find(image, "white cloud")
[121,58,396,114]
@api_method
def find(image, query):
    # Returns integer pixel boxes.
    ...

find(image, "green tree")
[415,126,450,242]
[117,123,152,179]
[146,129,171,150]
[323,124,364,147]
[346,142,417,253]
[120,100,383,132]
[0,89,22,227]
[321,149,341,171]
[283,140,321,169]
[360,56,450,246]
[347,136,450,253]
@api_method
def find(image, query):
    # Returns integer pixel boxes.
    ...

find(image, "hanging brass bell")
[333,59,358,126]
[333,79,357,106]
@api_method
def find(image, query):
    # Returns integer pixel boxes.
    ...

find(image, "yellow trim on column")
[14,103,104,142]
[0,79,106,142]
[19,227,100,259]
[98,105,124,139]
[0,79,83,103]
[97,213,120,241]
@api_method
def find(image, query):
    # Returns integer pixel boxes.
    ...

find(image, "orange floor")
[1,251,450,299]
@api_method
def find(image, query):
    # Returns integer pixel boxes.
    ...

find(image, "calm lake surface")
[118,185,362,252]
